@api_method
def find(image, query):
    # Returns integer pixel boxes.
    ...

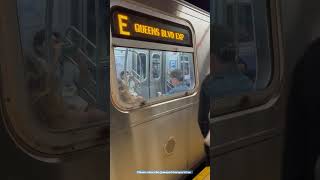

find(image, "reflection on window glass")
[226,4,235,32]
[211,0,271,97]
[17,0,107,129]
[226,3,254,43]
[114,47,195,107]
[239,4,254,42]
[211,25,254,97]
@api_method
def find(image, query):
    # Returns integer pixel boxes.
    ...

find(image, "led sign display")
[111,7,193,47]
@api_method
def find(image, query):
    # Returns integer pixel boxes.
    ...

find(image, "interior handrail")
[65,26,97,49]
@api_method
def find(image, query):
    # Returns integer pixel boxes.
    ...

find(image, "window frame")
[210,0,282,117]
[110,6,197,111]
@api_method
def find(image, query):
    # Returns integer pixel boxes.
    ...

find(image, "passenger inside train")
[114,47,195,106]
[167,69,189,95]
[117,70,144,105]
[119,71,139,96]
[25,29,106,129]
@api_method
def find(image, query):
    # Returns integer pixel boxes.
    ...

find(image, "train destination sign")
[111,7,193,47]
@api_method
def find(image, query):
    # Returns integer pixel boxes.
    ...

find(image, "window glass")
[238,4,254,42]
[152,54,161,79]
[17,0,107,130]
[226,4,235,33]
[137,53,147,80]
[211,0,271,97]
[114,47,195,107]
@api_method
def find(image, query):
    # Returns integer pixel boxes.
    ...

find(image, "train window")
[226,4,235,32]
[17,0,107,130]
[211,0,272,98]
[114,47,195,107]
[238,3,254,42]
[226,3,255,43]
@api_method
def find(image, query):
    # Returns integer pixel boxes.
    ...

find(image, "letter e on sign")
[118,14,131,36]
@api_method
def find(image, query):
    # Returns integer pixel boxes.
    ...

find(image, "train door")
[131,49,149,100]
[110,1,201,179]
[210,0,284,179]
[179,53,194,89]
[165,52,179,93]
[150,51,162,98]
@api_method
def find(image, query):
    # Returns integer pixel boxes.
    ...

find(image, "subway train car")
[0,0,108,180]
[110,0,209,179]
[1,0,320,180]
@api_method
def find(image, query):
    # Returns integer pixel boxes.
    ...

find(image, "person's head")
[120,71,130,80]
[33,29,62,57]
[212,26,237,65]
[169,69,184,86]
[120,71,125,80]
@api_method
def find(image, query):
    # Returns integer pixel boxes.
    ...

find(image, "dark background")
[185,0,210,12]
